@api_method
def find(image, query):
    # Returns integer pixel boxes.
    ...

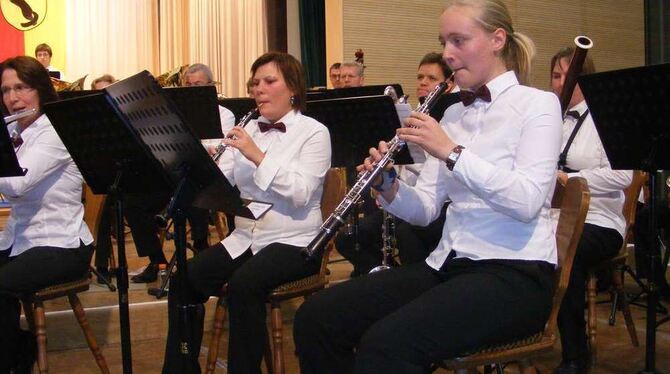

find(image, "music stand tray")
[579,62,670,374]
[306,83,404,101]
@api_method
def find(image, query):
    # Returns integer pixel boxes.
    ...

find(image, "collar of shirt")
[8,113,46,145]
[484,70,519,106]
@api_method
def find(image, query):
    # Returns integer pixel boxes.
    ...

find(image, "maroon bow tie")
[10,132,23,148]
[258,121,286,133]
[459,85,492,106]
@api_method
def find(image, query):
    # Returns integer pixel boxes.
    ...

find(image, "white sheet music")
[395,103,427,164]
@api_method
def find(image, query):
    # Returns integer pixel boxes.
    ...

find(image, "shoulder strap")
[558,109,590,171]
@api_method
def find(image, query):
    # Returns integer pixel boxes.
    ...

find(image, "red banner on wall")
[0,9,25,61]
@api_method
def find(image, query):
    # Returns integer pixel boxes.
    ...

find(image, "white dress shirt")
[0,114,93,257]
[218,110,332,259]
[380,71,563,269]
[562,100,631,237]
[201,105,237,148]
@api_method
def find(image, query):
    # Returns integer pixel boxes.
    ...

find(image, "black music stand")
[579,62,670,374]
[164,86,223,139]
[305,95,418,176]
[218,97,256,123]
[306,83,404,101]
[0,117,26,177]
[45,72,269,373]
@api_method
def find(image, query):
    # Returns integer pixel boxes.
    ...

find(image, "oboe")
[212,106,260,162]
[302,77,453,259]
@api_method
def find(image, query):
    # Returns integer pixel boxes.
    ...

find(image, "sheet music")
[395,103,427,164]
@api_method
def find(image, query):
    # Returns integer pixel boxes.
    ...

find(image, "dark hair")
[419,52,452,80]
[91,74,116,89]
[550,46,596,80]
[0,56,58,114]
[251,52,306,112]
[35,43,53,57]
[329,62,341,71]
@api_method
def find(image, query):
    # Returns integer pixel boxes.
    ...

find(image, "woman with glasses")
[0,56,94,373]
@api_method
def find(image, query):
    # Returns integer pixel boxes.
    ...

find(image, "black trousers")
[336,204,447,275]
[633,202,670,290]
[95,192,211,268]
[294,258,554,374]
[162,242,320,374]
[557,223,622,362]
[0,243,93,372]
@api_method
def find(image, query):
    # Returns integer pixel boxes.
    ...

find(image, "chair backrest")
[82,184,107,243]
[621,170,646,246]
[318,167,347,275]
[545,177,590,337]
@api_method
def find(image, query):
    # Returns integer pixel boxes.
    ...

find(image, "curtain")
[299,0,326,88]
[65,0,159,86]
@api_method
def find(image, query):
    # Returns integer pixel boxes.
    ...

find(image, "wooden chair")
[585,170,645,363]
[20,185,110,373]
[442,177,590,374]
[205,167,347,374]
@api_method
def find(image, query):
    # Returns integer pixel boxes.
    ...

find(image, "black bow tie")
[459,85,492,106]
[258,121,286,133]
[565,110,581,120]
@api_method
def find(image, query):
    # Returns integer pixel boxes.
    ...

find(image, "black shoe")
[131,263,160,283]
[553,359,588,374]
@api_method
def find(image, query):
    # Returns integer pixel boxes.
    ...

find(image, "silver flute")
[302,77,454,259]
[3,108,37,123]
[212,106,260,162]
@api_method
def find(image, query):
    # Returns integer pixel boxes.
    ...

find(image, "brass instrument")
[302,75,455,259]
[157,65,188,87]
[50,75,88,92]
[212,106,260,162]
[559,36,593,113]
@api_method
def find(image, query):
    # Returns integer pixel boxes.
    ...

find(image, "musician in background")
[34,43,65,80]
[329,62,342,88]
[335,52,452,276]
[90,74,116,90]
[0,56,93,372]
[162,52,331,374]
[340,62,365,88]
[294,0,563,372]
[551,47,632,374]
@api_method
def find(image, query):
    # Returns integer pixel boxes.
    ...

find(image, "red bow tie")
[10,131,23,148]
[459,85,492,106]
[565,110,581,120]
[258,121,286,133]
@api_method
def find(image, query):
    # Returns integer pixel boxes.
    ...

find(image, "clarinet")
[212,106,260,162]
[302,79,452,259]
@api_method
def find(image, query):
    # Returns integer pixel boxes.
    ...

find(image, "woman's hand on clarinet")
[398,112,457,161]
[356,141,398,202]
[223,127,265,166]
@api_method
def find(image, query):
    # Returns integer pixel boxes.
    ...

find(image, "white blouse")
[0,114,93,257]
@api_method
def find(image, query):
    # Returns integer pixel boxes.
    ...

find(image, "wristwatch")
[445,145,465,171]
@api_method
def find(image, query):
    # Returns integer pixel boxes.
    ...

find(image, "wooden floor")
[35,231,670,373]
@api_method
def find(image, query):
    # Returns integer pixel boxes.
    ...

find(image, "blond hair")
[444,0,536,85]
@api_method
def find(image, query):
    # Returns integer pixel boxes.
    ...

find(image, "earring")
[290,96,295,106]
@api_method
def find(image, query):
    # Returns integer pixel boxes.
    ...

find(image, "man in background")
[339,62,364,88]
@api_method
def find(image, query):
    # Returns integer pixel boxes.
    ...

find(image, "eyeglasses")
[1,83,35,97]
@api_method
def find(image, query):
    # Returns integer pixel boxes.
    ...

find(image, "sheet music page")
[246,201,273,219]
[395,103,427,164]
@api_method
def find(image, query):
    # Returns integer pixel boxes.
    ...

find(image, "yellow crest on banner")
[1,0,47,31]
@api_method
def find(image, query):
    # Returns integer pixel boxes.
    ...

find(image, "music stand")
[306,83,404,101]
[579,62,670,374]
[218,97,256,123]
[0,117,26,177]
[304,95,418,178]
[45,71,269,373]
[164,86,223,139]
